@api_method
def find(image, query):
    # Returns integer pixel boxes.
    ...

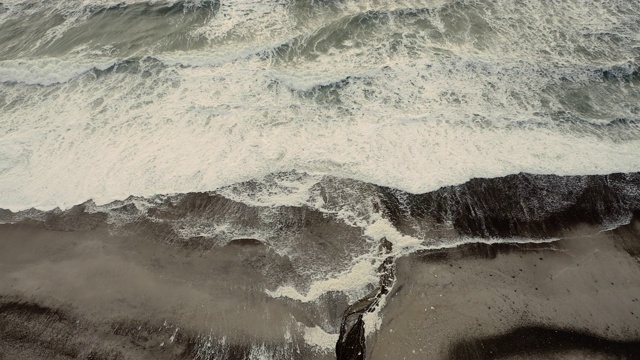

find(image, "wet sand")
[0,222,340,360]
[370,221,640,360]
[3,222,638,360]
[1,173,640,359]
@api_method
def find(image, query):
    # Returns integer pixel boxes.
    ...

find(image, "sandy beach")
[370,221,640,359]
[1,215,639,359]
[0,220,341,360]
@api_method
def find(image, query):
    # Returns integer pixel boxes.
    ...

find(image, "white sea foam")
[2,74,638,211]
[302,325,339,353]
[216,172,324,208]
[266,212,560,301]
[266,254,380,303]
[362,293,386,337]
[266,214,560,342]
[0,0,639,213]
[265,216,419,304]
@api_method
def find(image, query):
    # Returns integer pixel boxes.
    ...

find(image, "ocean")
[1,1,639,359]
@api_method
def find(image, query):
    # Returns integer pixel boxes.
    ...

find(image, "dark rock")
[336,238,395,360]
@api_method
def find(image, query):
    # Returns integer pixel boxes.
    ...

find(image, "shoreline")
[0,172,639,359]
[1,219,638,359]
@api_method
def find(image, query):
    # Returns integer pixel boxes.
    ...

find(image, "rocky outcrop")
[336,238,395,360]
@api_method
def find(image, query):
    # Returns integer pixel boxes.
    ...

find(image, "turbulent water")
[1,0,640,209]
[1,1,640,359]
